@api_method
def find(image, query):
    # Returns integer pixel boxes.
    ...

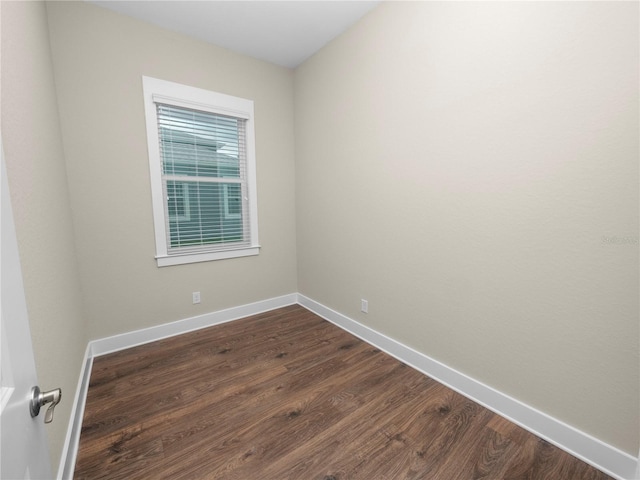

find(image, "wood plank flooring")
[74,305,612,479]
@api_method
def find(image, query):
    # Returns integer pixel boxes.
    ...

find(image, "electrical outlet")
[192,291,201,304]
[361,299,368,313]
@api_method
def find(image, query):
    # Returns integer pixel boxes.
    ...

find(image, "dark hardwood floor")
[74,305,612,479]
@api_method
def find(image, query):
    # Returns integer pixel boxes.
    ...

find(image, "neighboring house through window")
[142,76,259,266]
[167,182,190,222]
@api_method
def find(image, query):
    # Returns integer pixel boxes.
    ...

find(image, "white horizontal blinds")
[157,103,250,254]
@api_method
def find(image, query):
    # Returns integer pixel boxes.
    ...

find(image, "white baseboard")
[58,293,638,480]
[90,293,298,357]
[297,294,638,480]
[57,344,93,480]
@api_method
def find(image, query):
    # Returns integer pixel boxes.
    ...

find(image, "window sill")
[156,246,260,267]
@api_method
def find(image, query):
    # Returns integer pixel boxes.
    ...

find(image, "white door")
[0,142,52,479]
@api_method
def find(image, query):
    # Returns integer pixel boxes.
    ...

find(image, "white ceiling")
[89,1,381,68]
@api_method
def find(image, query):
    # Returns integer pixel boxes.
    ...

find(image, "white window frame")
[142,76,260,267]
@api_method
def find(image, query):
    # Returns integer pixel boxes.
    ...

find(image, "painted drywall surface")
[1,1,87,471]
[295,2,639,455]
[45,1,298,341]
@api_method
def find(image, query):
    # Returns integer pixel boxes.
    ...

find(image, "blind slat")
[157,103,250,254]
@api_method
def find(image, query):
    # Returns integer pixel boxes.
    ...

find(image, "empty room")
[1,1,638,479]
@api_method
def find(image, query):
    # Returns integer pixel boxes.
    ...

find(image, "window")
[142,77,259,266]
[223,184,242,220]
[167,182,190,222]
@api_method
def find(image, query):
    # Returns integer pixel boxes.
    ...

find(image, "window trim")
[142,76,259,267]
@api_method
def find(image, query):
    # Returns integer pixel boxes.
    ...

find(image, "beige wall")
[295,1,639,455]
[1,1,87,470]
[45,1,298,341]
